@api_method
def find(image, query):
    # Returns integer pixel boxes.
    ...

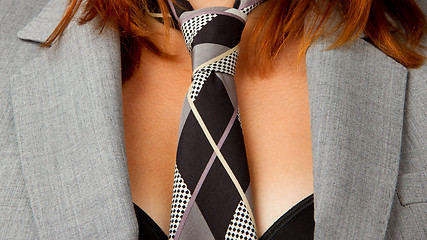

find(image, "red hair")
[44,0,426,78]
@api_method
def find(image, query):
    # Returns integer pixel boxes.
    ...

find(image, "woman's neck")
[186,0,235,9]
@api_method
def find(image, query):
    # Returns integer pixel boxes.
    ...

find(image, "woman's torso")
[122,4,313,236]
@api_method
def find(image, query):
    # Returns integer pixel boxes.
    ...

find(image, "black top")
[133,194,314,240]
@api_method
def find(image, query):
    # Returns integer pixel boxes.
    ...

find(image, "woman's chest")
[122,51,313,235]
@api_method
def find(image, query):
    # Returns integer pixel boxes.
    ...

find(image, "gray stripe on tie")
[215,72,238,108]
[245,183,255,214]
[178,203,215,240]
[191,43,231,71]
[177,96,192,140]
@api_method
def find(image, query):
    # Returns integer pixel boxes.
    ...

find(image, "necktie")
[167,0,262,239]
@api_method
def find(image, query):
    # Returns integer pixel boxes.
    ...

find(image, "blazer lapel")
[306,37,408,239]
[10,0,137,238]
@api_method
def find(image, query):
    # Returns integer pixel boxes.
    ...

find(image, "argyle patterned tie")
[167,0,263,239]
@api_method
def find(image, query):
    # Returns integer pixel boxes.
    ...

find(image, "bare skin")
[122,2,313,236]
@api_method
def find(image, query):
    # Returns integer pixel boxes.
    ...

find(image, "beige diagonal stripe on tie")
[185,84,257,232]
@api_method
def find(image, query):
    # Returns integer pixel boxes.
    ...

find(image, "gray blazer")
[1,0,426,239]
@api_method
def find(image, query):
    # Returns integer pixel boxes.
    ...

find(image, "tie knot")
[181,8,247,54]
[166,0,262,88]
[167,1,263,54]
[167,0,263,55]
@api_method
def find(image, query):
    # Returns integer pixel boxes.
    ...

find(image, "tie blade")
[177,72,242,192]
[173,74,254,239]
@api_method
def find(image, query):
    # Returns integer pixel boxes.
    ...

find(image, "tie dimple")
[167,1,263,239]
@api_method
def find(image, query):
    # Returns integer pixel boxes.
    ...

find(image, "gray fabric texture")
[191,43,231,70]
[1,0,138,239]
[179,203,215,239]
[1,0,426,239]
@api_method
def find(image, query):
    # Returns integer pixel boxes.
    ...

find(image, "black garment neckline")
[133,194,314,239]
[259,194,314,239]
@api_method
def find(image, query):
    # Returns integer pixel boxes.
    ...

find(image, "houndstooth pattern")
[225,200,257,240]
[168,166,192,240]
[181,14,217,52]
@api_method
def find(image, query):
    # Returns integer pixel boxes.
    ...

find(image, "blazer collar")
[17,0,66,44]
[306,37,407,238]
[11,0,408,238]
[11,0,137,238]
